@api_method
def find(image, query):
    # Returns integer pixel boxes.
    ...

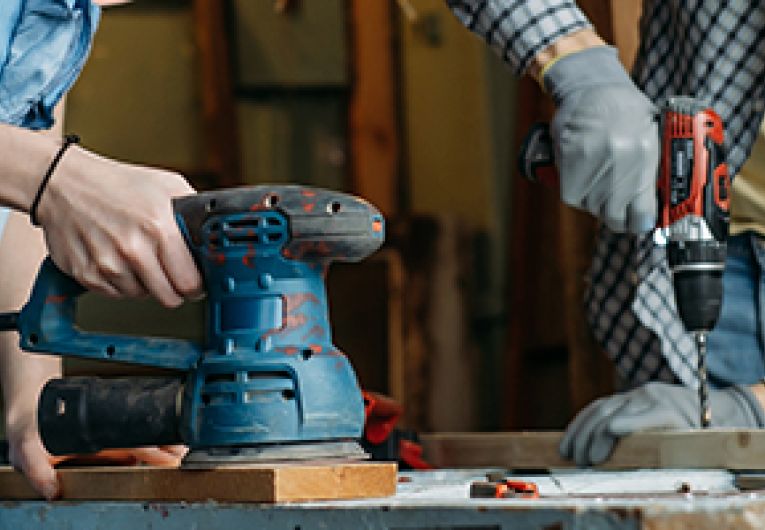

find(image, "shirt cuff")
[446,0,592,75]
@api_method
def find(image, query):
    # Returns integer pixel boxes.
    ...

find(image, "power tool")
[0,185,385,465]
[519,96,731,428]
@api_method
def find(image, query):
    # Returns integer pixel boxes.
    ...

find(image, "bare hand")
[35,146,202,307]
[7,412,187,500]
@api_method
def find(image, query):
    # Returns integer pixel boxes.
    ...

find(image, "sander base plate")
[182,440,368,468]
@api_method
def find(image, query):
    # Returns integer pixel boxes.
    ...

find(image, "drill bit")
[696,332,711,428]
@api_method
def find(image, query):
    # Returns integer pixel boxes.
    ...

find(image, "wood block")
[0,461,397,503]
[421,430,765,470]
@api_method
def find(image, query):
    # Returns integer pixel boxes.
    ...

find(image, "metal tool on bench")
[0,185,385,467]
[519,96,731,428]
[470,472,539,499]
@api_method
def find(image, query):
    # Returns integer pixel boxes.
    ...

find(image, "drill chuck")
[667,240,726,332]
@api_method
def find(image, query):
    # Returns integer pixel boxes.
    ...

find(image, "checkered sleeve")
[445,0,592,74]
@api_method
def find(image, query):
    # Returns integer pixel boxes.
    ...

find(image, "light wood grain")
[421,430,765,470]
[0,461,397,502]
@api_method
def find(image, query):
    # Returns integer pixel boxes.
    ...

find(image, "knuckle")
[157,169,195,196]
[94,257,121,279]
[606,134,632,156]
[138,214,166,241]
[117,234,146,267]
[83,275,116,298]
[639,135,656,155]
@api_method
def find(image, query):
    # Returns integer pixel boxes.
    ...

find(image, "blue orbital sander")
[0,185,385,467]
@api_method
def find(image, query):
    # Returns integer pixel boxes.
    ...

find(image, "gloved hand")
[560,382,765,466]
[544,46,659,233]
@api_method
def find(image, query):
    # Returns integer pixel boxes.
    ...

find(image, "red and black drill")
[519,96,731,428]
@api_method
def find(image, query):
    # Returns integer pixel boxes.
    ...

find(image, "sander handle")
[16,257,202,370]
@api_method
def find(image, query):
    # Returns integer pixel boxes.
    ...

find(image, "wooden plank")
[0,461,397,502]
[349,0,399,217]
[420,430,765,470]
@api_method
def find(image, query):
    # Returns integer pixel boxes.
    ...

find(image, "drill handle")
[517,122,559,187]
[16,257,201,370]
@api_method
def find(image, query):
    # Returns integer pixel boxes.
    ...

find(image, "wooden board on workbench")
[0,461,397,503]
[421,430,765,470]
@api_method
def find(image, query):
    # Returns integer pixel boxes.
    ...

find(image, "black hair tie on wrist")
[30,134,80,227]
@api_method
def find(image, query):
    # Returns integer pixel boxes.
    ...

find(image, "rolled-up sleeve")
[0,0,100,129]
[445,0,591,74]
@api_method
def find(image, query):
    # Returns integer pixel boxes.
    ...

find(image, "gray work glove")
[559,382,765,466]
[544,46,659,233]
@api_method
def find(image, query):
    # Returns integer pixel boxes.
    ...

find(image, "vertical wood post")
[348,0,400,216]
[192,0,242,186]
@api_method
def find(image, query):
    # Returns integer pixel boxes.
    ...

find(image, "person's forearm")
[529,28,606,80]
[0,210,61,431]
[0,94,63,421]
[0,122,61,213]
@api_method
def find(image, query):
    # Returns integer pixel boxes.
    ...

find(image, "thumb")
[10,437,60,500]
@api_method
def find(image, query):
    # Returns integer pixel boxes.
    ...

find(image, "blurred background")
[65,0,641,434]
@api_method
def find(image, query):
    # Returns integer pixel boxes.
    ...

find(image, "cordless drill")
[519,96,731,428]
[657,96,730,427]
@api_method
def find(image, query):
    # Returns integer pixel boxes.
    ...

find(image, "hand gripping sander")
[1,185,385,466]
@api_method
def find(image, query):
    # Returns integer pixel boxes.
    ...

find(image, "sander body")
[8,185,385,465]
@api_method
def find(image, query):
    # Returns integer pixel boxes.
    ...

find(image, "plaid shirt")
[447,0,765,389]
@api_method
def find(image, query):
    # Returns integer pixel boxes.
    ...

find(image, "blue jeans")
[707,232,765,387]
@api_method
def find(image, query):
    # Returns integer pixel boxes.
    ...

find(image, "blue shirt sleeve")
[0,0,100,130]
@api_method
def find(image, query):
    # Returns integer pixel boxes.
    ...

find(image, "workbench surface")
[3,469,765,529]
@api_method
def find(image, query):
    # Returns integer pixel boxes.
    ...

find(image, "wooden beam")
[421,430,765,470]
[0,461,397,502]
[609,0,642,69]
[349,0,399,216]
[504,78,555,428]
[192,0,242,187]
